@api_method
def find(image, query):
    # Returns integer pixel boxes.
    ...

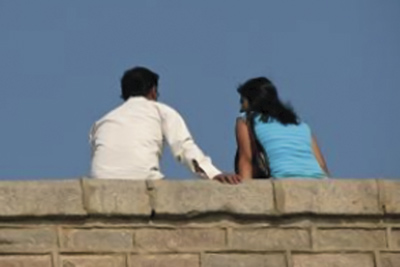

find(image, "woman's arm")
[311,134,330,177]
[235,118,253,179]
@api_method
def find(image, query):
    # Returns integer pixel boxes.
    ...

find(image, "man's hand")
[213,173,242,184]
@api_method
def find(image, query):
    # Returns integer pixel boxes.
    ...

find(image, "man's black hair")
[120,66,159,100]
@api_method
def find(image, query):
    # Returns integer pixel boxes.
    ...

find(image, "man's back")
[90,97,165,179]
[89,65,241,184]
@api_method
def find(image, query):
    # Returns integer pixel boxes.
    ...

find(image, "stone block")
[275,179,381,215]
[380,180,400,215]
[61,255,125,267]
[0,180,85,216]
[83,179,151,216]
[135,228,225,252]
[231,228,310,250]
[315,228,387,249]
[293,253,374,267]
[202,253,286,267]
[381,253,400,267]
[131,254,199,267]
[390,229,400,248]
[0,255,51,267]
[0,228,56,252]
[153,180,274,217]
[61,228,133,252]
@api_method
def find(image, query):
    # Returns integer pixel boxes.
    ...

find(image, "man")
[90,66,241,184]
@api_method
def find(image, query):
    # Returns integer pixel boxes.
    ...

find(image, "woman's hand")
[213,173,243,184]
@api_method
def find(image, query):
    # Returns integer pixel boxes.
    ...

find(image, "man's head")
[121,67,159,101]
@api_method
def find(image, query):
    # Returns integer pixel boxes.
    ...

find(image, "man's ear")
[147,86,158,101]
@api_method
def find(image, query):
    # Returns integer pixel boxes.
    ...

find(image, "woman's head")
[237,77,299,125]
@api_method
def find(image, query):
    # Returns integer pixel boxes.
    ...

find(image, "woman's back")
[254,118,325,178]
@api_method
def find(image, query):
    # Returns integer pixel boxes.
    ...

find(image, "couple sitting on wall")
[89,66,329,184]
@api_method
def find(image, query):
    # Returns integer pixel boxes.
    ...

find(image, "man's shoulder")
[92,102,130,128]
[100,103,125,118]
[154,101,181,117]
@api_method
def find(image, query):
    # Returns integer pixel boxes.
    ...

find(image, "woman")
[235,77,329,179]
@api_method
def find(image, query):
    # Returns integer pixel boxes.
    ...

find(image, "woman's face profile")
[240,96,249,112]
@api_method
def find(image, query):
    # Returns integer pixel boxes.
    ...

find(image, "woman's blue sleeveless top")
[253,117,325,179]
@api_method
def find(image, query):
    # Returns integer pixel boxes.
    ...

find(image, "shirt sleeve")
[89,123,96,158]
[157,103,222,179]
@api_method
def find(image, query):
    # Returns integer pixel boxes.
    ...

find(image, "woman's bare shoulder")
[236,115,247,124]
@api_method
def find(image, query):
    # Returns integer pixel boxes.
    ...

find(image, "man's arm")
[158,103,241,183]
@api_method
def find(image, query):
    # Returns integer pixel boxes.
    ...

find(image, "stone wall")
[0,179,399,267]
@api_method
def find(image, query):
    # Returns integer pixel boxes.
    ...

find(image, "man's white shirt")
[90,97,221,180]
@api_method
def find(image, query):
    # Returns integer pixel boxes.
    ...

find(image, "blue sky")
[0,1,399,180]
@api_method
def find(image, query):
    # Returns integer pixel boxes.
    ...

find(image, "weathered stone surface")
[131,254,199,267]
[0,179,398,266]
[380,180,400,215]
[390,229,400,248]
[293,254,374,267]
[0,255,51,267]
[61,255,125,267]
[381,253,400,267]
[83,179,151,216]
[275,179,381,215]
[315,228,387,249]
[202,253,286,267]
[0,228,56,252]
[136,229,226,252]
[61,229,133,251]
[231,228,310,250]
[0,180,85,216]
[153,180,274,216]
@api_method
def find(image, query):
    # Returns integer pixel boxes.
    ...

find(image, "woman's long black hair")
[238,77,299,125]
